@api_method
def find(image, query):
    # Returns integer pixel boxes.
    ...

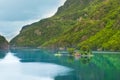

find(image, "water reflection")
[10,48,93,67]
[0,62,72,80]
[0,52,19,63]
[0,50,73,80]
[68,55,93,64]
[0,50,8,59]
[0,49,120,80]
[80,57,92,64]
[10,48,53,62]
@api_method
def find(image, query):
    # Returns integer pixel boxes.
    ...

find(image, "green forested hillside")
[10,0,120,51]
[0,35,9,50]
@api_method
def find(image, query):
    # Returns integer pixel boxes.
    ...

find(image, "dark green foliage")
[10,0,120,51]
[80,46,92,55]
[0,35,6,43]
[67,48,75,55]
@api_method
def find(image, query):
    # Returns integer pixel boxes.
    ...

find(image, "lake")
[0,49,120,80]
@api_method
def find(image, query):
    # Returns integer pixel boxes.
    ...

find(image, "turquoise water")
[0,49,120,80]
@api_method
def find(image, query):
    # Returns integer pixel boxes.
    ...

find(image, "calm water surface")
[0,49,120,80]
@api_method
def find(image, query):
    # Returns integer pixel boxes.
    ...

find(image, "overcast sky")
[0,0,66,41]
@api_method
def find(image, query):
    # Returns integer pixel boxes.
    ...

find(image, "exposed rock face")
[0,35,9,50]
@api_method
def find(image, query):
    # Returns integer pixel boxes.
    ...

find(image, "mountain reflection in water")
[0,48,120,80]
[0,50,72,80]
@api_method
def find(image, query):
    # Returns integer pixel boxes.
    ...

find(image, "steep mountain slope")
[44,0,120,51]
[0,35,9,50]
[10,0,120,51]
[10,0,92,47]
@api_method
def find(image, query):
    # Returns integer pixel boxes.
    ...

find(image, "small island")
[55,46,93,58]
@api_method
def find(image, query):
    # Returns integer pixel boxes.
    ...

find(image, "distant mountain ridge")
[10,0,120,51]
[0,35,9,50]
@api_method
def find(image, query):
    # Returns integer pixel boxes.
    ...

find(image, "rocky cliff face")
[0,35,9,50]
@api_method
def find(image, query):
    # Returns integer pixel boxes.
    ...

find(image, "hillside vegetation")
[0,35,9,50]
[10,0,120,51]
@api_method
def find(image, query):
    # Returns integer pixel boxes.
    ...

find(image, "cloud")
[0,0,62,21]
[0,0,66,41]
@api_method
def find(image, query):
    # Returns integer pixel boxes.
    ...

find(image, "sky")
[0,0,66,41]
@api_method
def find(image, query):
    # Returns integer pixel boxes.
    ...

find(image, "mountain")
[0,35,9,50]
[10,0,120,51]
